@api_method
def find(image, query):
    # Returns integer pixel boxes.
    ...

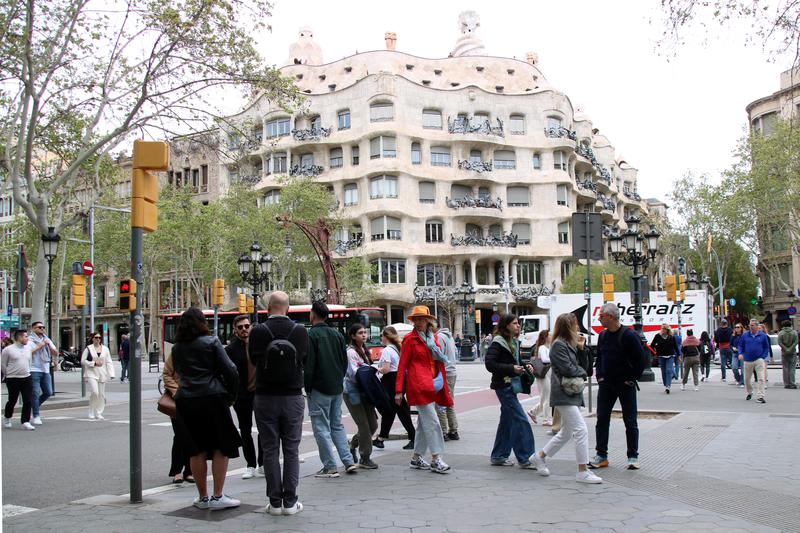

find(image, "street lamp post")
[609,215,659,382]
[41,226,60,393]
[453,281,476,339]
[237,242,273,323]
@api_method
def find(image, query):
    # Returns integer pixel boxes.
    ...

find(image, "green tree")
[560,263,635,294]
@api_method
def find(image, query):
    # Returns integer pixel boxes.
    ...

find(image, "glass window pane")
[419,181,435,201]
[507,186,529,206]
[422,110,442,129]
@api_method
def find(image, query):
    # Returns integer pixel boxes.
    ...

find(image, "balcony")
[447,116,504,137]
[446,195,503,210]
[622,188,642,201]
[457,159,493,173]
[333,234,363,256]
[232,174,262,185]
[544,126,577,141]
[597,193,616,212]
[577,178,597,193]
[291,126,332,141]
[289,164,324,177]
[602,224,619,237]
[576,145,612,184]
[450,232,518,248]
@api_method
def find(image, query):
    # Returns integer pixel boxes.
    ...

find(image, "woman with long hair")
[650,324,678,393]
[527,329,552,425]
[396,306,453,474]
[699,331,715,382]
[531,313,601,484]
[343,323,379,469]
[485,314,536,468]
[373,326,415,450]
[81,331,115,420]
[171,307,241,510]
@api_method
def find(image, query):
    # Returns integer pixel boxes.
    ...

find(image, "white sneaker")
[88,412,96,420]
[209,494,240,511]
[694,386,699,391]
[532,453,550,476]
[283,501,304,515]
[680,384,685,391]
[430,457,451,474]
[256,465,265,477]
[193,496,210,509]
[266,503,283,516]
[576,470,603,484]
[96,414,105,420]
[242,467,256,479]
[3,418,11,428]
[32,416,43,425]
[21,422,36,430]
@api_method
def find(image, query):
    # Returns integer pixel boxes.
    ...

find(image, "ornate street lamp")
[237,242,272,323]
[687,269,699,290]
[41,226,60,392]
[610,218,660,382]
[453,281,476,340]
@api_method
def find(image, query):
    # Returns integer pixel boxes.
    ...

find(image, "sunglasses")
[93,336,101,340]
[236,324,251,330]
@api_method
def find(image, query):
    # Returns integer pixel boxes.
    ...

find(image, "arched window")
[369,175,398,199]
[263,189,280,205]
[557,184,569,206]
[422,109,443,129]
[343,183,359,206]
[488,224,502,238]
[516,262,542,285]
[329,147,343,168]
[266,117,291,138]
[411,142,421,164]
[430,145,451,166]
[546,116,562,130]
[469,149,482,163]
[370,136,396,159]
[337,109,351,130]
[553,150,567,171]
[558,221,569,244]
[466,224,483,238]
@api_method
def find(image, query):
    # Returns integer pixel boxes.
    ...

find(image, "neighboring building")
[745,68,800,330]
[221,13,650,333]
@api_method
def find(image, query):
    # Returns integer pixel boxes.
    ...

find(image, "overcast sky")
[253,0,788,206]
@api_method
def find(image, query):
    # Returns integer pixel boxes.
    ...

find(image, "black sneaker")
[344,463,359,474]
[402,440,415,450]
[447,431,460,441]
[442,432,450,441]
[757,397,766,403]
[359,457,379,469]
[314,467,340,478]
[372,439,385,449]
[350,447,358,463]
[746,393,752,400]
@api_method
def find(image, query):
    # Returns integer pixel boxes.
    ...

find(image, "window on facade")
[370,102,394,122]
[561,261,573,282]
[472,112,489,129]
[546,116,562,130]
[0,196,14,217]
[512,222,531,244]
[778,263,793,291]
[417,264,454,286]
[509,114,525,134]
[343,183,359,206]
[310,115,321,130]
[263,189,280,205]
[370,135,397,159]
[252,126,263,143]
[752,111,777,136]
[532,153,542,170]
[369,175,398,199]
[469,149,482,163]
[370,216,402,241]
[274,153,288,173]
[466,223,483,238]
[425,219,443,242]
[200,165,209,192]
[338,109,351,130]
[494,150,516,169]
[476,265,489,285]
[266,117,291,138]
[422,109,443,129]
[411,142,421,164]
[557,184,569,206]
[451,184,472,199]
[770,225,790,252]
[419,181,435,203]
[297,153,314,167]
[558,221,569,244]
[488,224,502,238]
[329,147,343,168]
[351,146,360,165]
[478,186,490,200]
[191,168,200,191]
[507,186,529,207]
[430,145,451,166]
[516,261,542,285]
[554,150,567,171]
[371,258,406,284]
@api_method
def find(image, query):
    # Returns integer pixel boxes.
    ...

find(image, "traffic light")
[677,256,686,275]
[246,296,255,314]
[665,275,677,302]
[131,140,169,233]
[71,274,86,307]
[238,293,247,314]
[602,273,615,302]
[678,274,686,302]
[119,278,137,311]
[212,278,225,306]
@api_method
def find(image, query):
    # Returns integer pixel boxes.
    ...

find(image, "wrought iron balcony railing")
[450,232,517,247]
[446,195,503,210]
[457,159,493,173]
[289,164,324,177]
[447,116,504,137]
[544,126,577,141]
[291,127,332,141]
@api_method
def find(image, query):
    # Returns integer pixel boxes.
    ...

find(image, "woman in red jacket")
[395,306,453,474]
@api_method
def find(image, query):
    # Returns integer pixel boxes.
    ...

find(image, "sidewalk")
[5,374,800,532]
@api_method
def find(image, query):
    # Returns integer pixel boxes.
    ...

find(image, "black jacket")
[249,315,308,396]
[650,333,677,357]
[597,327,647,382]
[225,337,251,398]
[172,335,238,402]
[485,336,530,392]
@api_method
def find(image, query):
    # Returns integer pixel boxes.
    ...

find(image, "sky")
[251,0,789,206]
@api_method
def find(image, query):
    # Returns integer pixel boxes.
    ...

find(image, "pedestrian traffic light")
[246,296,255,314]
[71,274,86,307]
[212,278,225,306]
[679,274,686,302]
[238,293,247,314]
[119,278,137,311]
[665,275,677,302]
[677,257,686,275]
[131,140,169,233]
[602,273,614,302]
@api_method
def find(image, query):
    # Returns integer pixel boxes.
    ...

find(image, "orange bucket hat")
[407,305,436,322]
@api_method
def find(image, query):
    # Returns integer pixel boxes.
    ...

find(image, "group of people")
[650,325,715,393]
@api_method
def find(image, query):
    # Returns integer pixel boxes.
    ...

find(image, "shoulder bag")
[157,390,177,418]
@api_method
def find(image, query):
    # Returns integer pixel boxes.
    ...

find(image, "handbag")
[531,357,550,379]
[157,391,177,418]
[560,376,586,396]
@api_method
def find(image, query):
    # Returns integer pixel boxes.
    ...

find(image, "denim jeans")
[120,359,129,382]
[659,357,674,388]
[307,390,354,470]
[491,385,534,464]
[595,380,639,459]
[30,371,53,417]
[730,351,743,384]
[720,348,732,380]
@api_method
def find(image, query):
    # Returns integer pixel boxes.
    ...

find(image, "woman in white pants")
[531,313,601,484]
[81,332,115,419]
[528,330,552,425]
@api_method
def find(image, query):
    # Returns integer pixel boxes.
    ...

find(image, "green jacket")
[777,326,798,355]
[305,323,348,395]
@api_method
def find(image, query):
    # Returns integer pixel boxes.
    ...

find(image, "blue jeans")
[30,371,53,416]
[491,385,534,464]
[120,359,129,382]
[307,390,354,470]
[719,348,732,380]
[659,357,674,388]
[730,352,743,384]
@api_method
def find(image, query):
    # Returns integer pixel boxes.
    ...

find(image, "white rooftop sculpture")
[286,26,323,66]
[449,10,486,57]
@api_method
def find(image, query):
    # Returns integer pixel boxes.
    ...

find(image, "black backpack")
[260,322,300,383]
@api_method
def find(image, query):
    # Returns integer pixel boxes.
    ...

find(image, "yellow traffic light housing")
[212,279,225,306]
[119,278,137,311]
[131,140,169,233]
[238,293,247,314]
[246,296,255,314]
[602,273,615,303]
[679,274,686,302]
[665,275,677,302]
[71,274,86,307]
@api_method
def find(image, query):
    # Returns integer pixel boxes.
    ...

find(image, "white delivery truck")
[519,290,709,358]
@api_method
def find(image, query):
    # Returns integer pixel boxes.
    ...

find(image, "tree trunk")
[30,245,48,324]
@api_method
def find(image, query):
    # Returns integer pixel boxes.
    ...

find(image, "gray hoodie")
[437,328,458,376]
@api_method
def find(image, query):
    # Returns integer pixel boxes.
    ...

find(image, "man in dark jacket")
[590,303,646,471]
[777,320,798,389]
[226,314,263,479]
[305,301,357,477]
[249,291,309,516]
[714,320,735,383]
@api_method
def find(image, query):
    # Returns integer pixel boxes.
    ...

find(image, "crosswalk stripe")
[3,504,38,518]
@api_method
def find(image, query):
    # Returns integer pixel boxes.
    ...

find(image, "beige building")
[221,14,649,333]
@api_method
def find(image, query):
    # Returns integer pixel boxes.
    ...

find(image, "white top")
[538,345,550,364]
[1,343,32,378]
[379,344,400,372]
[344,346,369,392]
[81,344,116,383]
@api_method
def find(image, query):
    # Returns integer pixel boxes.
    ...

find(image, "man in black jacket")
[249,291,308,516]
[225,314,263,480]
[590,303,646,471]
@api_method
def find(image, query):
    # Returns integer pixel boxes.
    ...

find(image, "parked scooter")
[59,349,81,372]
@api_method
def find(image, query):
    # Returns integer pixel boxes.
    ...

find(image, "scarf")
[418,328,447,364]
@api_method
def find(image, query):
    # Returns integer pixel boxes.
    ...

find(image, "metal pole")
[47,257,55,394]
[585,211,592,413]
[712,249,725,321]
[632,258,643,337]
[129,227,143,503]
[433,288,438,323]
[89,206,95,332]
[213,304,219,338]
[81,302,86,397]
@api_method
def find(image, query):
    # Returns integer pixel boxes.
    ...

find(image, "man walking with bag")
[249,292,308,516]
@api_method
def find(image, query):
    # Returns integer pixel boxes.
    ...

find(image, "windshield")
[522,318,540,334]
[358,310,386,347]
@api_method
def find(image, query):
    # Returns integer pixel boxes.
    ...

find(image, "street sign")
[729,298,736,307]
[0,313,20,330]
[82,260,94,276]
[6,304,12,316]
[571,212,604,260]
[789,306,797,316]
[491,313,500,323]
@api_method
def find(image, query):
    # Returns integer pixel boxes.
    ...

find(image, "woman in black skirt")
[172,307,242,510]
[373,326,415,450]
